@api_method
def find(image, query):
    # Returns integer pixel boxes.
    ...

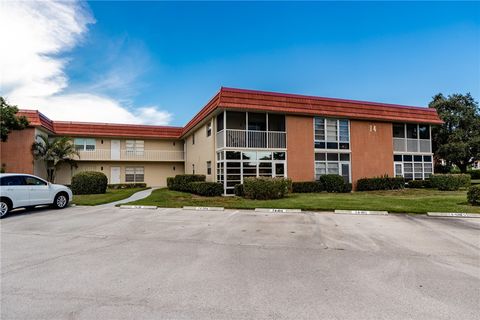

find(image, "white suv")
[0,174,73,218]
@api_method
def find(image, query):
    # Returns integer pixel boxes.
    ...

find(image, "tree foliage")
[430,93,480,173]
[0,97,29,142]
[31,135,79,182]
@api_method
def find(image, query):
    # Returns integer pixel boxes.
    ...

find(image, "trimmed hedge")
[430,174,471,191]
[342,183,353,193]
[292,181,324,193]
[356,176,405,191]
[71,171,108,195]
[406,180,432,189]
[467,185,480,205]
[108,183,147,189]
[189,182,223,197]
[243,177,291,200]
[167,174,206,192]
[468,170,480,180]
[320,174,346,193]
[234,184,244,197]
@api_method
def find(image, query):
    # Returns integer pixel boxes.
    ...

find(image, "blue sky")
[2,1,479,125]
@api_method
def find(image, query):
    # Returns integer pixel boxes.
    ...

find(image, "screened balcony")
[393,123,432,153]
[216,111,286,149]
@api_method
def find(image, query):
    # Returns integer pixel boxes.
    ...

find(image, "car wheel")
[0,200,10,218]
[53,193,68,209]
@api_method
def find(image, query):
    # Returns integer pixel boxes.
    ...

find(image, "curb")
[183,206,224,211]
[120,205,157,210]
[427,212,480,218]
[335,210,388,215]
[254,208,302,213]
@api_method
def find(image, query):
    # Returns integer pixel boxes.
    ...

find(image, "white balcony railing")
[217,129,286,149]
[393,138,431,153]
[77,149,184,162]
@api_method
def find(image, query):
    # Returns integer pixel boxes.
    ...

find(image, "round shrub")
[467,185,480,205]
[319,174,345,193]
[292,181,324,193]
[168,174,206,192]
[430,174,471,191]
[71,171,108,195]
[243,177,290,200]
[189,182,223,197]
[234,184,245,197]
[342,183,353,193]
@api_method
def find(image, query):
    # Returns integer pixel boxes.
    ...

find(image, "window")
[394,153,433,180]
[74,138,95,151]
[0,176,25,186]
[125,167,144,182]
[206,122,212,137]
[407,124,418,139]
[126,140,144,156]
[207,161,212,175]
[314,117,350,150]
[248,112,266,131]
[419,125,430,139]
[24,176,47,186]
[192,133,195,145]
[314,152,351,182]
[268,114,285,132]
[192,164,195,174]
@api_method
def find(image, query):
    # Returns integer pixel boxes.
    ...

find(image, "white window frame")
[314,117,350,151]
[74,138,96,151]
[125,167,144,183]
[126,140,144,156]
[314,151,351,183]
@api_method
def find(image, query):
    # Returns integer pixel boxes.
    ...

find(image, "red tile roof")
[19,87,443,139]
[181,87,443,136]
[18,110,183,139]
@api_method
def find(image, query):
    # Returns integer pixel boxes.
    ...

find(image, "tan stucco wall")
[184,118,216,181]
[66,137,183,152]
[350,120,394,188]
[0,128,35,174]
[56,161,184,186]
[286,115,315,181]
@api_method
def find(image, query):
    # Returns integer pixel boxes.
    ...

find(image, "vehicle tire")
[53,192,69,209]
[0,199,11,218]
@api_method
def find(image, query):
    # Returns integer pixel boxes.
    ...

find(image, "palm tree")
[31,135,79,182]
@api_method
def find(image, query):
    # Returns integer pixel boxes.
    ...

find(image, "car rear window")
[0,176,26,186]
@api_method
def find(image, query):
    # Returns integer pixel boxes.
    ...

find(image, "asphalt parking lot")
[1,206,479,320]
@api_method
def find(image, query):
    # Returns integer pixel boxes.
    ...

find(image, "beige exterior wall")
[68,137,183,152]
[56,161,184,186]
[184,117,216,181]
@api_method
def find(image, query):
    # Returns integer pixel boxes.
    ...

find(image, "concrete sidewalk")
[98,187,158,207]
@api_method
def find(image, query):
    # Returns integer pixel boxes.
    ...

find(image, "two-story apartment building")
[0,87,442,194]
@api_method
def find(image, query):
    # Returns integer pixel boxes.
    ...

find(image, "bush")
[406,180,431,189]
[108,183,147,189]
[467,185,480,205]
[356,176,405,191]
[243,177,290,200]
[71,171,108,195]
[468,170,480,180]
[342,183,352,193]
[234,184,244,197]
[292,181,324,193]
[167,177,175,189]
[320,174,346,193]
[168,174,206,192]
[189,182,223,197]
[430,174,471,191]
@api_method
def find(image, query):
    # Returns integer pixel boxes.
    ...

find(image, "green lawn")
[126,188,480,214]
[73,188,149,206]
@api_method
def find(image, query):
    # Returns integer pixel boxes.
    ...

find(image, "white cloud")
[0,0,172,125]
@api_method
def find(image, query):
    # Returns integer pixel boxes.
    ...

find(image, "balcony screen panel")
[226,111,246,130]
[216,112,224,132]
[407,124,418,139]
[339,120,349,142]
[268,114,285,132]
[419,125,430,139]
[248,112,266,131]
[393,124,405,138]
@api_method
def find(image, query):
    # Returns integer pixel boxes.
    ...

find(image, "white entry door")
[111,140,120,160]
[110,167,121,184]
